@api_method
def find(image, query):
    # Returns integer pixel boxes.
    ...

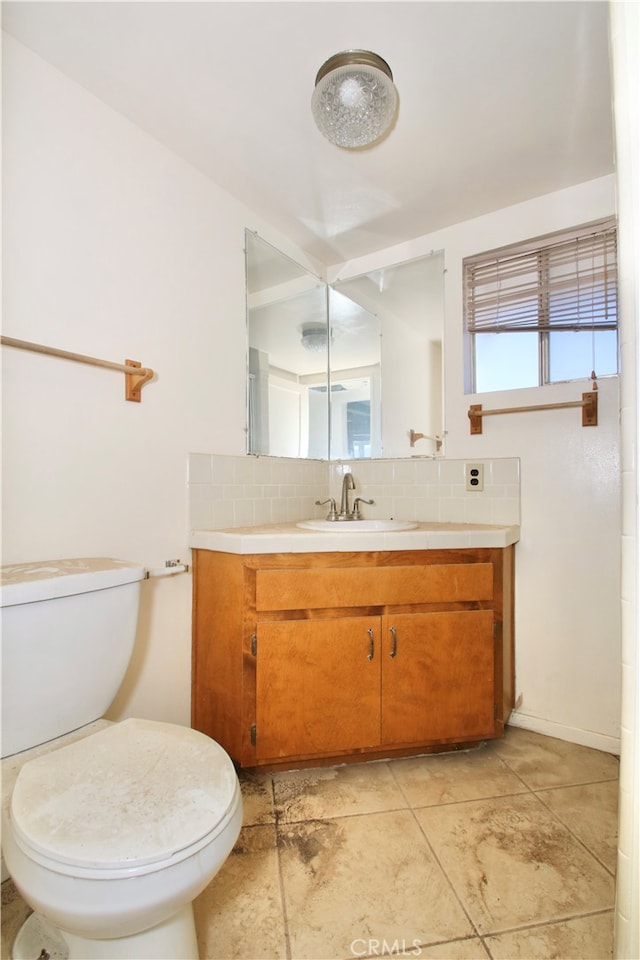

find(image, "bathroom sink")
[296,519,418,532]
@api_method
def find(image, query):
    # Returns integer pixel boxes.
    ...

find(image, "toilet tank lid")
[0,558,146,607]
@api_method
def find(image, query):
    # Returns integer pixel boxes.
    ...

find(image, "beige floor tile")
[536,780,619,874]
[418,937,491,958]
[416,793,615,935]
[389,747,527,808]
[238,768,275,825]
[0,729,623,960]
[343,937,491,960]
[1,879,31,959]
[490,727,619,789]
[194,824,287,960]
[484,910,614,959]
[279,809,474,960]
[273,761,407,823]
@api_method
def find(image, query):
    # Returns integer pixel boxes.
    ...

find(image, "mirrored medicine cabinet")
[245,230,444,460]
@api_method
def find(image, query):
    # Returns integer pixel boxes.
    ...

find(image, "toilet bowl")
[3,719,243,959]
[1,558,243,960]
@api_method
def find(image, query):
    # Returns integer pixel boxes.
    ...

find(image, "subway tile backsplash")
[187,455,327,530]
[187,455,520,531]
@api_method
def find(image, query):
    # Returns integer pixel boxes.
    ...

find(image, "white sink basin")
[296,519,418,532]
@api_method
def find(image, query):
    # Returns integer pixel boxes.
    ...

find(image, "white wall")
[3,36,620,754]
[332,175,621,753]
[610,1,640,955]
[1,35,320,726]
[446,183,621,753]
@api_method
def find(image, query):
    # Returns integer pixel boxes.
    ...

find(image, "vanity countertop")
[190,521,520,555]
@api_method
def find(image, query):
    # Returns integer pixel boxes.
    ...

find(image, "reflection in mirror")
[331,251,444,459]
[246,232,327,458]
[246,230,444,460]
[328,288,381,459]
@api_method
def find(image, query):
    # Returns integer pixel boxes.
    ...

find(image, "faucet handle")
[315,498,338,521]
[353,497,374,520]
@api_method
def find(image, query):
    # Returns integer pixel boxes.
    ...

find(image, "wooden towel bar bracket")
[1,336,155,403]
[468,391,598,434]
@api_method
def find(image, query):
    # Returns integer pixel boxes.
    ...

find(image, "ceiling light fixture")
[300,323,330,353]
[311,50,398,149]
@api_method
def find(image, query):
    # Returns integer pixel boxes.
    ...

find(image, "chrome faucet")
[339,473,356,520]
[315,474,374,521]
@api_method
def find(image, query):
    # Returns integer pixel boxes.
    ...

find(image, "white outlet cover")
[465,463,484,491]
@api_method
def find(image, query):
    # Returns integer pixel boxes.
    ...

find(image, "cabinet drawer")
[256,563,494,611]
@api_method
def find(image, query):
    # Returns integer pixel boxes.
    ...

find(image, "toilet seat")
[8,718,240,880]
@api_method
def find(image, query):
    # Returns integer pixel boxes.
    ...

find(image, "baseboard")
[508,711,621,755]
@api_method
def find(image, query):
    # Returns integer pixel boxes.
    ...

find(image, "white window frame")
[464,218,618,393]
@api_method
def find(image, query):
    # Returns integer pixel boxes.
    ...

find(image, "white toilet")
[1,558,243,960]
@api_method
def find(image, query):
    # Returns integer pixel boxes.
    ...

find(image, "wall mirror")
[246,230,444,460]
[331,253,444,459]
[246,231,328,458]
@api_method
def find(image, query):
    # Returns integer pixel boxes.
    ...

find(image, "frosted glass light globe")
[339,76,368,109]
[311,51,398,149]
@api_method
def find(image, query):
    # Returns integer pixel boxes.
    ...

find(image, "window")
[464,218,618,393]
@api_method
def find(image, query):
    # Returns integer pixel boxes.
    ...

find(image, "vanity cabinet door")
[255,616,381,761]
[381,611,496,745]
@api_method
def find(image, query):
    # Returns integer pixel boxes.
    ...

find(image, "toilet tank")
[1,558,146,758]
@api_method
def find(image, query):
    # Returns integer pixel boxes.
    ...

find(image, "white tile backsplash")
[187,455,520,532]
[333,457,520,527]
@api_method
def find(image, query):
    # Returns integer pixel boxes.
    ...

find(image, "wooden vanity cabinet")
[192,547,514,769]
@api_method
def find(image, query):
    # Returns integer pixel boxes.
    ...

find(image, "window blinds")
[464,219,617,334]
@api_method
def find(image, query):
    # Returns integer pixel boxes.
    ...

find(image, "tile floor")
[1,727,619,960]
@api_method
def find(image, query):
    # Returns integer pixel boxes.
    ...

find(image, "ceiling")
[2,1,614,266]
